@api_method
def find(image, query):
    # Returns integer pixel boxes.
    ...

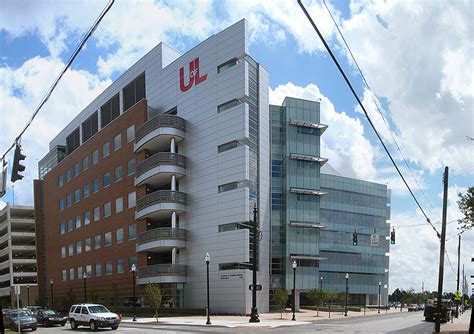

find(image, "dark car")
[36,309,67,327]
[4,309,38,331]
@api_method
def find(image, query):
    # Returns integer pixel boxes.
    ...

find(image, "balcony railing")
[136,153,186,179]
[136,191,187,212]
[135,114,186,144]
[137,227,187,245]
[138,264,186,279]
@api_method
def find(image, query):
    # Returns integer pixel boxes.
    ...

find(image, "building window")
[114,165,122,182]
[129,256,137,269]
[218,140,240,153]
[61,246,66,258]
[115,197,123,213]
[123,73,146,111]
[66,194,72,207]
[58,175,64,188]
[75,215,81,229]
[114,134,121,151]
[67,219,73,232]
[128,224,137,240]
[103,172,111,187]
[85,238,91,252]
[66,169,72,182]
[62,270,67,282]
[68,243,74,256]
[100,94,120,128]
[218,181,239,193]
[296,193,319,202]
[83,156,89,171]
[66,127,80,154]
[104,202,111,217]
[126,125,135,143]
[94,235,101,249]
[92,177,100,193]
[128,191,136,208]
[92,149,99,165]
[106,261,113,275]
[127,159,135,175]
[117,259,125,273]
[69,268,75,281]
[73,163,80,177]
[86,264,92,277]
[93,207,100,221]
[103,142,110,158]
[77,266,83,279]
[105,232,112,246]
[82,111,98,143]
[60,223,65,235]
[116,228,124,243]
[95,263,102,276]
[297,126,319,136]
[218,99,241,113]
[83,184,90,198]
[76,241,82,254]
[74,189,80,203]
[84,211,91,225]
[59,199,64,211]
[218,58,239,73]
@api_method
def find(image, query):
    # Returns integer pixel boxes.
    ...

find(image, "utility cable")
[297,0,440,238]
[444,251,457,278]
[1,0,115,162]
[321,0,441,222]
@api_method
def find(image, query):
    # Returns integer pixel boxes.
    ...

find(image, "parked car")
[408,304,419,312]
[4,309,38,331]
[69,303,120,330]
[26,306,43,315]
[418,304,425,311]
[36,308,67,327]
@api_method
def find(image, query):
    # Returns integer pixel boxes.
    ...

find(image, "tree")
[108,283,121,308]
[88,289,100,304]
[144,283,162,322]
[61,288,76,310]
[34,293,48,307]
[273,287,288,319]
[457,187,474,231]
[307,289,326,317]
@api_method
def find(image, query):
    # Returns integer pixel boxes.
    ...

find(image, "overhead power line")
[297,0,440,239]
[1,0,115,162]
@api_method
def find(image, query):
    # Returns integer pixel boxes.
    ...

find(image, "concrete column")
[170,138,176,153]
[171,212,177,228]
[171,175,176,191]
[172,248,177,265]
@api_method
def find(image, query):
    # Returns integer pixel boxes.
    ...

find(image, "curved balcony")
[137,264,186,284]
[136,190,186,220]
[134,114,186,153]
[136,227,187,253]
[135,153,186,187]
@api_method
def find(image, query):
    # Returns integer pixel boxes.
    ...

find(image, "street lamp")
[131,264,137,321]
[83,272,87,303]
[205,252,211,325]
[320,276,323,292]
[378,281,381,314]
[249,204,260,323]
[27,285,30,306]
[292,260,297,321]
[50,279,54,308]
[345,273,349,317]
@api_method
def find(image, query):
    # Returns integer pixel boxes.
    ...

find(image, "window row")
[61,256,137,281]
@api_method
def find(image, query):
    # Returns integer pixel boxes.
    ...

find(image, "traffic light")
[11,144,26,183]
[352,230,358,246]
[390,228,395,245]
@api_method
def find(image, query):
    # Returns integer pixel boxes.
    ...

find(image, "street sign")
[454,291,461,301]
[249,284,262,291]
[370,234,379,247]
[14,285,20,295]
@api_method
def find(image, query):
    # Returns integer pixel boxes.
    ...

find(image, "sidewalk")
[440,310,472,334]
[121,307,403,328]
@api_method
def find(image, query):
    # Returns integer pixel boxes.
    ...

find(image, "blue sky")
[1,0,473,294]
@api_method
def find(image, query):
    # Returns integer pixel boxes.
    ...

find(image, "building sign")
[370,234,380,247]
[220,273,244,280]
[179,57,207,92]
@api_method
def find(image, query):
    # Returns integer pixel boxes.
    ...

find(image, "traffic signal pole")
[435,167,449,333]
[456,234,461,318]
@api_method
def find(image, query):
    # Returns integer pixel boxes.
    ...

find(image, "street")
[29,311,435,334]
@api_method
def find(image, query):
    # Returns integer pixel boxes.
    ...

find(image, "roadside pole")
[456,234,461,318]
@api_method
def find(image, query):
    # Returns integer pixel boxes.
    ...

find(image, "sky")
[0,0,473,295]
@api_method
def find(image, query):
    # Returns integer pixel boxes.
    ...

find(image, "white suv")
[69,304,120,331]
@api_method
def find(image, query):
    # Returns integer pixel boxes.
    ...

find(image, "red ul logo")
[179,57,207,92]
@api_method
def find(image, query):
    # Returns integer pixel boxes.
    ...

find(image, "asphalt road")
[27,311,434,333]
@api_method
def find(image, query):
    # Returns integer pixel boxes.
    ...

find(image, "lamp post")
[378,281,381,314]
[320,276,323,292]
[27,285,30,306]
[292,260,297,321]
[83,272,87,303]
[205,253,211,325]
[345,273,349,317]
[131,264,137,321]
[249,204,260,323]
[50,279,54,308]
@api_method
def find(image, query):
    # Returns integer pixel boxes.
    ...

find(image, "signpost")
[15,285,20,334]
[370,234,380,247]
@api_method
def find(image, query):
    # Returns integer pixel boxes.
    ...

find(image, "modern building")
[0,204,38,307]
[34,19,390,314]
[34,19,270,314]
[270,97,390,308]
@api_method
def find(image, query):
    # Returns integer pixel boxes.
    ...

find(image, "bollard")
[329,304,331,319]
